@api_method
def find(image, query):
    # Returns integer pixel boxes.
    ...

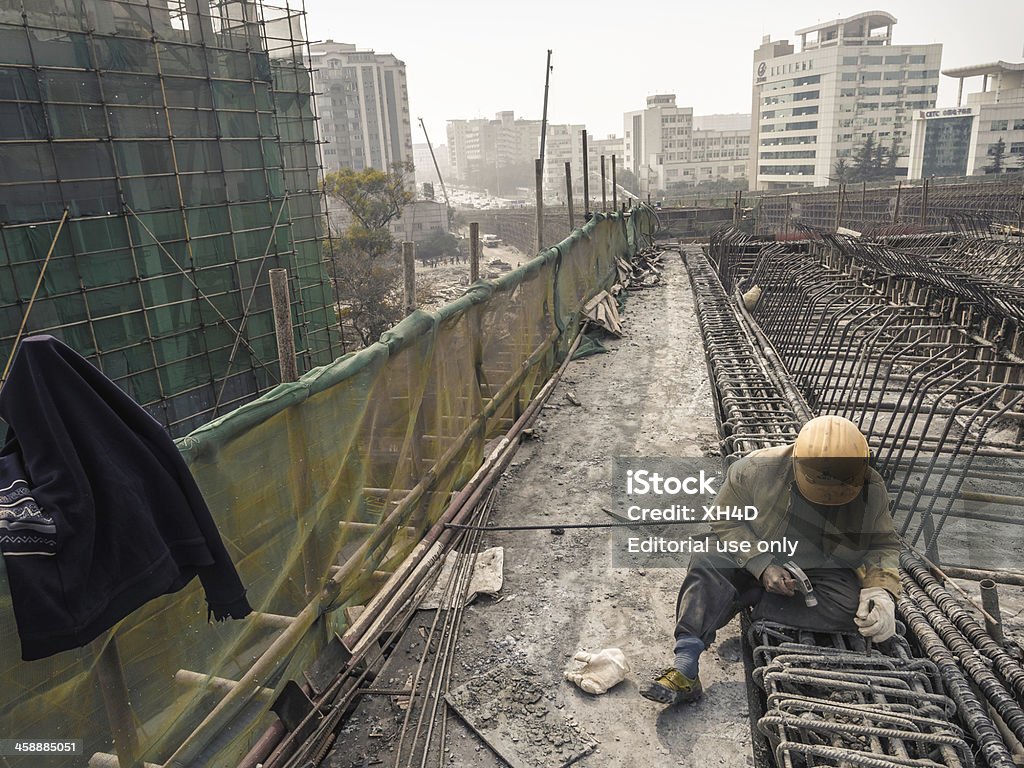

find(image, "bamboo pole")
[269,269,297,384]
[90,635,140,768]
[1,208,69,388]
[173,670,274,700]
[271,269,319,601]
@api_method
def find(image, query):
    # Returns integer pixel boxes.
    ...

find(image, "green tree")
[324,162,415,348]
[416,229,460,261]
[327,227,404,348]
[831,158,852,184]
[987,138,1007,174]
[852,134,877,182]
[872,141,887,174]
[887,136,901,173]
[323,161,415,229]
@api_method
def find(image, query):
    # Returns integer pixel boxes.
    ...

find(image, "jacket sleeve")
[708,459,774,579]
[855,477,901,596]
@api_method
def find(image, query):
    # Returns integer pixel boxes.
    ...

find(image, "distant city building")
[446,112,541,194]
[624,95,750,194]
[309,41,413,174]
[413,142,450,188]
[388,200,448,244]
[750,11,941,189]
[542,124,586,198]
[587,134,626,201]
[908,61,1024,178]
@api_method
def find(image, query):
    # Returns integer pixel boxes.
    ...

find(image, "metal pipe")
[980,579,1006,645]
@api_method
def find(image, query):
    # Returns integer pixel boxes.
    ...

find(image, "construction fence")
[0,208,656,767]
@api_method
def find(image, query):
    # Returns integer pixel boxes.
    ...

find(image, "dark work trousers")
[673,546,861,648]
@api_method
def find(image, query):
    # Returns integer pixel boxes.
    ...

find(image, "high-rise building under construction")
[0,0,340,436]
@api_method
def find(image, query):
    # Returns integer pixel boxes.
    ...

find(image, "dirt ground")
[417,244,531,310]
[326,247,756,767]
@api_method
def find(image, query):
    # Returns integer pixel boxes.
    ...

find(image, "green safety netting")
[0,207,656,767]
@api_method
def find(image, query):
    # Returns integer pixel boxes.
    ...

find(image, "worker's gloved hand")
[855,587,896,641]
[564,648,629,695]
[761,564,797,597]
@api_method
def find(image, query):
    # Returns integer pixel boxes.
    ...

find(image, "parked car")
[480,234,502,247]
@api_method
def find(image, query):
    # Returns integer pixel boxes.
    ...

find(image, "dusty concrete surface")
[325,248,756,768]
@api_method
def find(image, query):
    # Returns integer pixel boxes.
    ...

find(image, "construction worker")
[640,415,901,705]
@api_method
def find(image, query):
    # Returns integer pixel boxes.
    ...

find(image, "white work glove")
[564,648,629,695]
[855,587,896,642]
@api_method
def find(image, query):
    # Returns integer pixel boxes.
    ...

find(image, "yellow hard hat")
[793,415,869,506]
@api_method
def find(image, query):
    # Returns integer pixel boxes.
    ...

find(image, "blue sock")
[673,635,704,679]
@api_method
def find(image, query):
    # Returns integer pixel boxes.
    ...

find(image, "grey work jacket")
[707,444,901,596]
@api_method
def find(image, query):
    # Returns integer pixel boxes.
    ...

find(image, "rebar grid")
[712,227,1024,563]
[686,235,1024,768]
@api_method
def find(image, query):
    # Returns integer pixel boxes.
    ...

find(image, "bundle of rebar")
[749,620,977,768]
[685,248,801,460]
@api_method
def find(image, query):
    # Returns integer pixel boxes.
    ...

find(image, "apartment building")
[542,123,586,198]
[624,95,750,194]
[446,112,541,191]
[309,41,413,174]
[750,11,941,189]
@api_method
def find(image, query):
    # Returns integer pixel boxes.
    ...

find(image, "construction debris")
[616,247,666,290]
[445,664,599,768]
[419,547,504,610]
[582,291,623,336]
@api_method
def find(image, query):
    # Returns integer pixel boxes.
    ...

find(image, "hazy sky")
[302,0,1024,146]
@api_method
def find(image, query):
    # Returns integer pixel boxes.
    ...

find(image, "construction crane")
[417,117,452,229]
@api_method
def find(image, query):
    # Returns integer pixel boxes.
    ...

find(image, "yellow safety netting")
[0,208,656,767]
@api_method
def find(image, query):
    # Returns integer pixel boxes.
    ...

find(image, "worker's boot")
[639,668,703,705]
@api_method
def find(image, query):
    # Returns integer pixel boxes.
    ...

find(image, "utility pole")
[539,49,553,164]
[611,155,617,211]
[535,158,545,252]
[582,129,590,219]
[565,161,574,230]
[600,155,607,212]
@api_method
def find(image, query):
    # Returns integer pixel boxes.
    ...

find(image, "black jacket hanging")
[0,335,251,661]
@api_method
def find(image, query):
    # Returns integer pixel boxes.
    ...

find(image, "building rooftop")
[942,60,1024,78]
[796,10,897,50]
